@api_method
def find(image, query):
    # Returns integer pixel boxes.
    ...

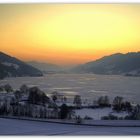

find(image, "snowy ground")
[0,118,140,135]
[74,108,128,120]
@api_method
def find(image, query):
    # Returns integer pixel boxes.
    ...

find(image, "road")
[0,118,140,135]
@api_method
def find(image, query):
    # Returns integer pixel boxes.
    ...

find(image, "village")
[0,84,140,123]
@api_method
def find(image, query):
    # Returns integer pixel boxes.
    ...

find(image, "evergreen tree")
[60,104,69,119]
[28,86,50,105]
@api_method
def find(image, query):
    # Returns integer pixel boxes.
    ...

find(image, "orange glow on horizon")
[0,4,140,66]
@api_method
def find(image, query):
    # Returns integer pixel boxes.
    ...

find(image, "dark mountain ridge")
[0,52,43,79]
[73,52,140,76]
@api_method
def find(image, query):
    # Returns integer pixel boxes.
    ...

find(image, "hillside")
[73,52,140,76]
[0,52,43,79]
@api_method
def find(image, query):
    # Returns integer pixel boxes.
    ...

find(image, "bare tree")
[14,90,22,102]
[97,96,104,106]
[97,96,110,107]
[104,96,110,106]
[0,85,4,93]
[113,96,124,111]
[4,84,13,94]
[20,84,29,95]
[51,91,58,102]
[73,95,82,108]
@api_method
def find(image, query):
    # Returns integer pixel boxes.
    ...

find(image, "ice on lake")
[1,74,140,104]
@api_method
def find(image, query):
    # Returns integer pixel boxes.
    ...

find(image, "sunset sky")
[0,4,140,66]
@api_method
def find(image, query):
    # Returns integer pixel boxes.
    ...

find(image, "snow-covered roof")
[20,95,29,101]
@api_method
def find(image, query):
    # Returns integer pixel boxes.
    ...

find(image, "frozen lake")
[1,74,140,104]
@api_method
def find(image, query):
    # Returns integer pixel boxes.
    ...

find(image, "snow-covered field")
[0,118,140,135]
[74,108,128,120]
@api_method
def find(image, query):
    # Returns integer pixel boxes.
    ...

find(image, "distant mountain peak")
[27,61,64,74]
